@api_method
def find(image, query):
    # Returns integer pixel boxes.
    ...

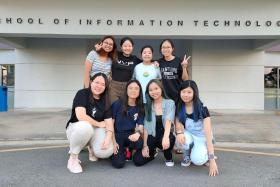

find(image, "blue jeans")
[176,131,208,165]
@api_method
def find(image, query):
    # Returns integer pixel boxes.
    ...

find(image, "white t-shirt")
[132,63,161,103]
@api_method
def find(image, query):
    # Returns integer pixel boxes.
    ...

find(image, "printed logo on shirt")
[143,71,150,77]
[161,67,178,79]
[133,113,138,121]
[118,60,134,66]
[92,107,97,117]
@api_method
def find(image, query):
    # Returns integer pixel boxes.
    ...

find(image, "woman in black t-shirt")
[175,80,219,176]
[158,39,190,103]
[109,37,142,104]
[66,73,114,174]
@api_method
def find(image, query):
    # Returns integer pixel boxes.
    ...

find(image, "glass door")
[0,64,15,109]
[264,67,280,110]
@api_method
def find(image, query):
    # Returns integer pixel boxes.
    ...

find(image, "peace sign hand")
[94,42,102,51]
[181,54,191,68]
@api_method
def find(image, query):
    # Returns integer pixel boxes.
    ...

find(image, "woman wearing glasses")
[84,36,118,88]
[66,73,114,173]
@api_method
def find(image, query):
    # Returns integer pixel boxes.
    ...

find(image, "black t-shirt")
[186,107,210,120]
[111,52,141,82]
[112,99,144,133]
[159,57,183,102]
[66,88,112,128]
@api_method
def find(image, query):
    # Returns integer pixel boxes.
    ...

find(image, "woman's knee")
[132,151,145,166]
[67,121,94,147]
[72,121,94,137]
[93,142,114,158]
[176,131,193,150]
[112,156,126,169]
[190,144,208,166]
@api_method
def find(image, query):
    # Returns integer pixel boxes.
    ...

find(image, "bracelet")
[106,129,113,134]
[176,132,184,135]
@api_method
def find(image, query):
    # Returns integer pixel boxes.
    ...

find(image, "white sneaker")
[165,160,175,167]
[67,157,82,173]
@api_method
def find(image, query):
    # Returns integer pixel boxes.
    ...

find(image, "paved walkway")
[0,109,279,147]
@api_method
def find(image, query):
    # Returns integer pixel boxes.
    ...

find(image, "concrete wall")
[264,52,280,67]
[14,38,87,108]
[12,38,191,108]
[0,0,279,37]
[192,40,264,109]
[3,38,266,109]
[0,50,16,64]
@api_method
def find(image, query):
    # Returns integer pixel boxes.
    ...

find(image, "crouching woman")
[66,72,114,173]
[133,79,176,167]
[111,80,144,168]
[175,80,219,176]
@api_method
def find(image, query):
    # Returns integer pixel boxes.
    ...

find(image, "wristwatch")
[208,153,215,160]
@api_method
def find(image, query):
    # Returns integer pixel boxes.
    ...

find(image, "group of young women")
[66,36,219,176]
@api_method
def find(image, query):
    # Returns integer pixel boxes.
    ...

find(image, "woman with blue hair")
[175,80,219,176]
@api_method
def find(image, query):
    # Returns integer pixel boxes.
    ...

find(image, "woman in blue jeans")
[175,80,219,176]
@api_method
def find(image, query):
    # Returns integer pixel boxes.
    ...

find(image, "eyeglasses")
[103,41,114,47]
[92,81,105,87]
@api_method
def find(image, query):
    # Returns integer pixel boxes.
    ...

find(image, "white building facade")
[0,0,280,110]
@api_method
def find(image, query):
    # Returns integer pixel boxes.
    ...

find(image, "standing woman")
[133,79,175,167]
[132,45,161,103]
[66,73,114,173]
[109,37,142,103]
[159,39,190,103]
[84,36,117,88]
[111,80,144,168]
[175,80,219,176]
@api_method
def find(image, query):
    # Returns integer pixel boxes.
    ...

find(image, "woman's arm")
[84,60,92,88]
[75,107,105,128]
[104,118,114,140]
[181,66,189,81]
[203,117,214,154]
[162,119,172,150]
[203,117,219,176]
[181,55,190,81]
[175,118,185,144]
[142,128,150,157]
[137,124,144,137]
[129,124,143,142]
[101,118,114,150]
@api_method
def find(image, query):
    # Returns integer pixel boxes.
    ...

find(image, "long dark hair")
[120,80,144,117]
[145,79,168,122]
[89,72,111,111]
[96,35,118,63]
[177,80,206,123]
